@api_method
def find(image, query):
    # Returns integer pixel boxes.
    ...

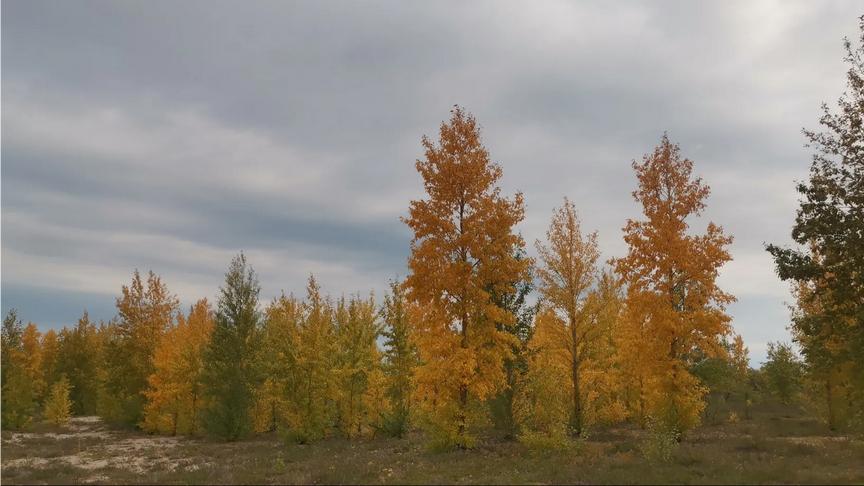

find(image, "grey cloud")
[2,0,861,366]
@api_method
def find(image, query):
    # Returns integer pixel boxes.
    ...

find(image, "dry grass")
[2,404,863,485]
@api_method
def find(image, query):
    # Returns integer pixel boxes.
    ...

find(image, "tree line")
[2,16,862,449]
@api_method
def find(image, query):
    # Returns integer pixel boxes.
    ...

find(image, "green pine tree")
[380,280,418,437]
[202,253,262,440]
[56,312,103,416]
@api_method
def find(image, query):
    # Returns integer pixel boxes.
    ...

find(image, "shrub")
[44,377,73,426]
[639,417,679,463]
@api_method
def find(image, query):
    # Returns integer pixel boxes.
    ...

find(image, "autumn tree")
[334,294,383,438]
[518,268,625,445]
[533,198,600,436]
[766,17,864,431]
[44,376,73,426]
[379,280,418,437]
[202,254,262,441]
[282,275,337,443]
[102,271,179,425]
[614,134,734,434]
[253,293,302,433]
[40,329,61,396]
[21,323,46,402]
[580,270,629,427]
[488,249,536,439]
[2,310,37,429]
[404,106,530,448]
[514,309,572,447]
[142,299,214,435]
[57,312,103,416]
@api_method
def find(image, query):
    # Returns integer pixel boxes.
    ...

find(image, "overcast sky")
[2,1,860,366]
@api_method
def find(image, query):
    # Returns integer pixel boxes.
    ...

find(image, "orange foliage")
[142,299,214,435]
[613,135,734,432]
[404,106,530,447]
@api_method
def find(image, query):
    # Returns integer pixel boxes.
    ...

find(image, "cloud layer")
[3,0,860,365]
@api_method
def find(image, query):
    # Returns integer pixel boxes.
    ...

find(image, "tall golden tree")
[40,329,60,395]
[282,275,338,443]
[404,106,530,448]
[142,299,214,435]
[533,198,600,436]
[103,270,179,426]
[334,294,383,438]
[614,134,734,434]
[21,323,46,402]
[253,293,302,433]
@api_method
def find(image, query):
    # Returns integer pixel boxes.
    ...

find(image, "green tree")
[379,280,419,437]
[761,342,804,405]
[691,334,752,424]
[766,16,864,430]
[57,312,103,416]
[202,253,262,441]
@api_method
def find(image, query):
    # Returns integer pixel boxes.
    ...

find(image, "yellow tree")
[404,106,530,448]
[613,134,734,434]
[142,299,214,435]
[533,198,600,436]
[2,310,36,429]
[514,309,572,447]
[44,376,73,426]
[580,270,628,427]
[334,294,383,438]
[104,270,179,426]
[283,275,337,443]
[21,324,45,402]
[518,270,625,445]
[40,329,60,394]
[253,293,302,433]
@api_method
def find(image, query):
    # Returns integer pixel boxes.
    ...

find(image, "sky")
[2,0,861,366]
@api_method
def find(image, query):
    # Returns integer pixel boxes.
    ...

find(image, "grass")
[2,402,863,485]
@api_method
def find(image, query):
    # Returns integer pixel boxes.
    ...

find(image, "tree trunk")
[458,310,469,444]
[826,372,836,431]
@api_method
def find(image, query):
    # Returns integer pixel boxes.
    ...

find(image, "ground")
[2,403,863,485]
